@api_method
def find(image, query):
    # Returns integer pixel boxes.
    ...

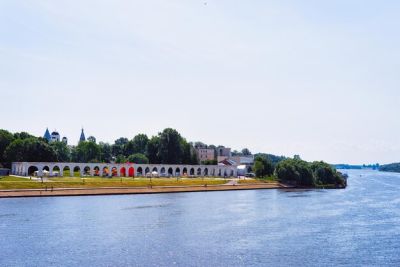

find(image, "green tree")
[275,158,315,186]
[242,148,252,156]
[311,161,345,186]
[99,142,112,163]
[127,153,149,164]
[115,154,127,163]
[0,129,15,163]
[147,136,161,164]
[73,141,101,163]
[50,141,71,162]
[158,128,183,164]
[253,156,274,177]
[13,132,34,140]
[131,134,149,154]
[4,138,57,163]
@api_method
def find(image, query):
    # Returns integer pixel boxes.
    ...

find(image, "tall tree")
[127,153,149,164]
[0,129,15,163]
[131,134,149,154]
[158,128,183,164]
[99,142,112,163]
[4,138,57,163]
[146,136,161,164]
[73,141,101,163]
[50,141,71,162]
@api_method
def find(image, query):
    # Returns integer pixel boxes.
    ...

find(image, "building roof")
[51,131,60,136]
[43,128,51,141]
[79,128,86,142]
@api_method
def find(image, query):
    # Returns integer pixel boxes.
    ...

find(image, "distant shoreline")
[0,183,294,198]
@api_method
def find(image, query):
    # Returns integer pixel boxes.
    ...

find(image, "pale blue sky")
[1,0,399,164]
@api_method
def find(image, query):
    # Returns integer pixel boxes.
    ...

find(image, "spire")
[43,128,51,141]
[79,128,86,142]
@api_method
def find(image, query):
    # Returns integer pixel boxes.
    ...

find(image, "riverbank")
[0,182,292,198]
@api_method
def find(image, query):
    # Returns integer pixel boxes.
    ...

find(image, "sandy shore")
[0,183,292,198]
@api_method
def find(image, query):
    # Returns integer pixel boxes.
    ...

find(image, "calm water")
[1,170,400,267]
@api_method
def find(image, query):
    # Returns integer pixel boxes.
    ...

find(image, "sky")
[1,0,399,164]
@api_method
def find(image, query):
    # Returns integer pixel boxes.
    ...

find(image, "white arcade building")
[11,162,238,178]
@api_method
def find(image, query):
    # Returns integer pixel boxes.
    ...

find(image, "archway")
[230,169,234,177]
[137,167,143,176]
[128,167,135,177]
[52,166,60,177]
[190,168,195,176]
[84,166,90,176]
[197,168,201,176]
[152,167,158,173]
[160,167,166,176]
[111,167,118,176]
[224,170,228,177]
[63,166,71,177]
[42,166,50,177]
[93,166,100,176]
[145,167,150,175]
[73,166,81,177]
[168,167,173,176]
[175,167,181,176]
[120,167,126,177]
[102,166,109,177]
[28,166,38,176]
[204,168,209,176]
[183,167,188,176]
[218,169,222,177]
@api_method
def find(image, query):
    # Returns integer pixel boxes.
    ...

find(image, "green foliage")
[4,138,57,163]
[50,141,71,162]
[115,154,127,163]
[158,128,184,164]
[242,148,252,155]
[253,156,274,177]
[72,141,101,163]
[202,159,218,165]
[0,129,15,163]
[379,163,400,173]
[146,136,161,163]
[127,153,149,164]
[99,142,112,163]
[275,158,315,186]
[131,134,149,155]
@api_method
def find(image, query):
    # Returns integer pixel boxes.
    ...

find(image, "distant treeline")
[334,164,380,170]
[379,163,400,173]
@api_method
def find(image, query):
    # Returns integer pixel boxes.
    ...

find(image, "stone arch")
[52,165,61,176]
[145,167,150,175]
[152,167,158,173]
[190,168,195,176]
[224,169,228,177]
[83,166,91,176]
[73,166,81,177]
[160,167,166,175]
[28,166,38,176]
[230,169,234,177]
[102,166,109,177]
[137,167,143,176]
[197,168,202,176]
[93,166,100,176]
[175,167,181,176]
[168,167,173,175]
[218,169,222,177]
[63,166,71,177]
[111,167,118,176]
[183,167,188,176]
[204,168,209,176]
[120,167,126,177]
[128,167,134,177]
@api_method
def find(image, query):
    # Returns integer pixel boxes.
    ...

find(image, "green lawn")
[0,176,226,190]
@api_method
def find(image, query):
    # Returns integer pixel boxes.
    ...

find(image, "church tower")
[43,128,51,142]
[79,128,86,142]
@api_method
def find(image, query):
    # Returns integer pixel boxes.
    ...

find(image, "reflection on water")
[0,170,400,267]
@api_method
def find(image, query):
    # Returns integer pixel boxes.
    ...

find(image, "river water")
[0,170,399,266]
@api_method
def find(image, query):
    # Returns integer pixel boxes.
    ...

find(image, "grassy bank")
[0,176,226,190]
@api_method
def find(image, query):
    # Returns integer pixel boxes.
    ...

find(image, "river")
[1,170,399,266]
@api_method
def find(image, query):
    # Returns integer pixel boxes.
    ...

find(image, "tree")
[4,138,57,163]
[50,141,71,162]
[0,129,15,163]
[311,161,345,186]
[253,156,274,177]
[112,137,129,156]
[99,142,112,163]
[13,132,34,140]
[242,148,252,156]
[147,136,161,164]
[275,158,315,186]
[131,134,149,155]
[127,153,149,164]
[115,154,127,163]
[158,128,183,164]
[73,141,101,163]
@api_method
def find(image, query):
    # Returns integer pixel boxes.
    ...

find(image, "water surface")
[1,170,399,266]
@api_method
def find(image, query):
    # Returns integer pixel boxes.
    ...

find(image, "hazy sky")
[1,0,399,164]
